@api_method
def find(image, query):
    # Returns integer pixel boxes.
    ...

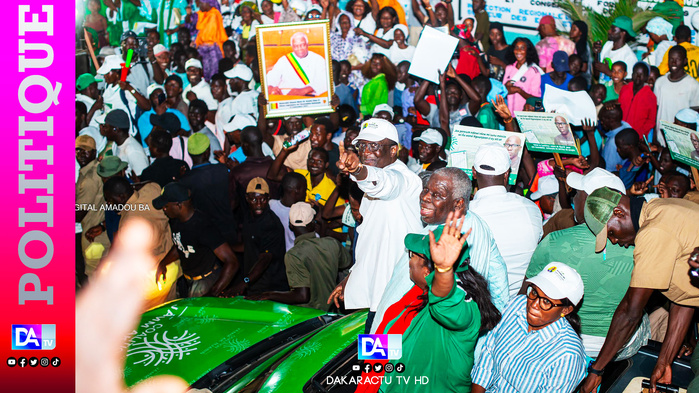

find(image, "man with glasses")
[328,118,422,332]
[553,115,575,146]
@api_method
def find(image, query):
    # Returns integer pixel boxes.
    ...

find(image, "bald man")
[504,134,523,171]
[266,32,328,97]
[553,115,575,146]
[691,132,699,161]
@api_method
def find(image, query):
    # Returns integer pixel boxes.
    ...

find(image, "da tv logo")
[12,324,56,350]
[358,334,402,360]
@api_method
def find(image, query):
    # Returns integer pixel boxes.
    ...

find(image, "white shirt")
[345,160,422,311]
[215,89,260,145]
[269,199,295,251]
[266,51,328,95]
[388,43,415,65]
[354,15,376,42]
[170,135,193,168]
[599,42,638,83]
[183,80,218,110]
[650,40,675,67]
[102,84,138,137]
[113,136,149,176]
[470,185,543,297]
[654,73,699,145]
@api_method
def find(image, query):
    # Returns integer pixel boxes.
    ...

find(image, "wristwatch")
[587,361,604,376]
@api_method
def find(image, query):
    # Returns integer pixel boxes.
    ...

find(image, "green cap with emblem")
[584,186,622,253]
[404,225,470,272]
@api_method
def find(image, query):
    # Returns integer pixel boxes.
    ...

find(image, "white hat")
[185,58,203,70]
[526,262,584,306]
[147,83,164,97]
[566,167,626,195]
[224,64,253,81]
[223,114,257,133]
[306,5,323,16]
[96,55,123,75]
[372,103,394,118]
[97,46,116,58]
[153,44,169,56]
[530,175,559,200]
[473,142,510,176]
[352,118,400,145]
[414,128,443,146]
[675,108,698,124]
[289,202,316,227]
[289,0,307,16]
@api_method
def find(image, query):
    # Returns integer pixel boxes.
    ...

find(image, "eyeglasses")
[356,142,394,152]
[306,13,322,19]
[526,285,566,311]
[408,251,426,260]
[504,143,521,148]
[554,122,568,126]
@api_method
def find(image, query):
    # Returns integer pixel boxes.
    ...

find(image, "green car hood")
[123,297,326,387]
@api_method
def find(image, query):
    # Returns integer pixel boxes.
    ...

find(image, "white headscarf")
[334,10,356,35]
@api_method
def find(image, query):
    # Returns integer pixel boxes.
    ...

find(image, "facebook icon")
[12,324,56,350]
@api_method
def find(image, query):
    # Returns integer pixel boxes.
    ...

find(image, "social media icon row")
[7,357,60,368]
[353,362,405,374]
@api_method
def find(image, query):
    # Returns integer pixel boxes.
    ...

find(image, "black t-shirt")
[140,156,190,188]
[179,162,237,242]
[170,210,225,277]
[242,208,288,293]
[327,142,341,176]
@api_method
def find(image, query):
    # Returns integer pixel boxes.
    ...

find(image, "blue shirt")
[540,73,573,98]
[601,121,632,172]
[618,159,650,190]
[136,108,191,149]
[472,295,587,392]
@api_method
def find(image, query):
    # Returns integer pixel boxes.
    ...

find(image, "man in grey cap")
[99,109,149,176]
[328,118,422,332]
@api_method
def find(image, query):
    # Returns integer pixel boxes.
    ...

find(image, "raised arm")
[414,79,433,117]
[446,64,480,115]
[266,145,296,182]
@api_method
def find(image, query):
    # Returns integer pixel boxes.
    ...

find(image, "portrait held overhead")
[45,0,699,393]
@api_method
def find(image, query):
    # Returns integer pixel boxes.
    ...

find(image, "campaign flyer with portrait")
[514,111,578,155]
[447,126,525,185]
[257,21,334,118]
[661,120,699,169]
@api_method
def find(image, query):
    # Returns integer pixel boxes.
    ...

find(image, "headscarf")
[646,17,674,40]
[199,0,221,12]
[393,23,409,41]
[334,10,356,34]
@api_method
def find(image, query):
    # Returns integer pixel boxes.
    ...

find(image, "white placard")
[543,85,597,126]
[408,26,459,85]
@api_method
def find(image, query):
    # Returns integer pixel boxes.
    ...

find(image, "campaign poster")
[447,126,525,185]
[257,21,334,118]
[515,111,578,155]
[661,120,699,169]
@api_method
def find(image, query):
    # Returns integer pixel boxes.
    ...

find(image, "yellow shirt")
[629,198,699,306]
[294,169,345,207]
[659,41,699,80]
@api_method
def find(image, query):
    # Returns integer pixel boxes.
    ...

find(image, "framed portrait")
[256,21,334,118]
[514,111,579,155]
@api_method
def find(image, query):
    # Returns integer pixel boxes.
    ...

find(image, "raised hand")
[429,210,471,272]
[490,95,511,121]
[337,150,361,173]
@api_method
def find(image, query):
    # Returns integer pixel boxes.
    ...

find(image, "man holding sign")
[267,32,328,97]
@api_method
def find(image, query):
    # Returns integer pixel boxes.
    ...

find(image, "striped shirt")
[472,295,586,392]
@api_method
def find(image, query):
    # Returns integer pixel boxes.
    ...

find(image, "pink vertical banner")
[0,2,75,391]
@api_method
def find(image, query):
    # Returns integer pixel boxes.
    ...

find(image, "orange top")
[376,0,406,26]
[195,9,228,53]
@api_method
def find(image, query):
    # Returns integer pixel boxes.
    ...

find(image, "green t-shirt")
[526,224,634,337]
[381,273,480,393]
[603,80,619,103]
[476,103,500,130]
[284,233,351,312]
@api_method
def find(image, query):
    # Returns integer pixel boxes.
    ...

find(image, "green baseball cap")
[584,187,622,253]
[96,156,128,178]
[76,73,98,91]
[612,16,637,38]
[404,225,470,273]
[187,133,210,156]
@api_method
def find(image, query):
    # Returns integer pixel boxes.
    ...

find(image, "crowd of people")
[76,0,699,392]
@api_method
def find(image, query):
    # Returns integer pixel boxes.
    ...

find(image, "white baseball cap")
[530,175,559,200]
[223,114,257,133]
[566,167,626,195]
[526,262,584,306]
[473,142,510,176]
[224,64,253,82]
[147,83,164,97]
[414,128,443,146]
[289,202,316,227]
[96,55,123,75]
[185,58,203,70]
[675,108,699,124]
[352,118,399,145]
[153,44,169,56]
[372,103,394,118]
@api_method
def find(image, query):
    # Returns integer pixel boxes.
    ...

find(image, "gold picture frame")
[256,20,335,118]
